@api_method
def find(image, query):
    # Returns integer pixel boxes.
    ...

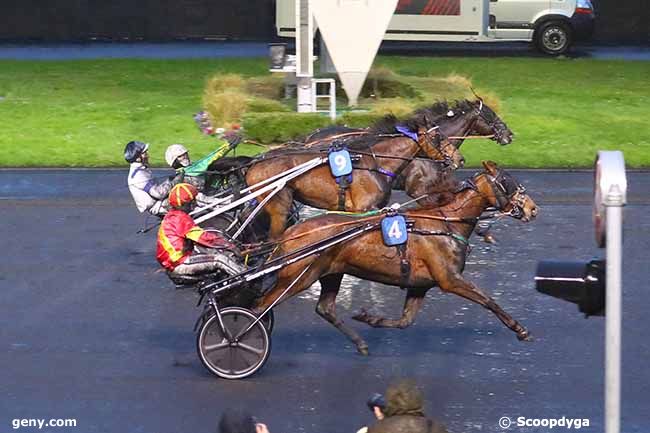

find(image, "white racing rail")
[191,156,327,238]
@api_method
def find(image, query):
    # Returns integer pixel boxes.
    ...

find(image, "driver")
[164,131,242,192]
[156,183,246,279]
[125,140,181,217]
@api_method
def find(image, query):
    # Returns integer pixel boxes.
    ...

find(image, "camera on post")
[535,259,605,317]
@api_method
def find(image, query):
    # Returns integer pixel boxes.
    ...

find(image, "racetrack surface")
[0,170,648,433]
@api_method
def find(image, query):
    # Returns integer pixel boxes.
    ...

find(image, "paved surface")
[0,41,648,61]
[0,170,648,433]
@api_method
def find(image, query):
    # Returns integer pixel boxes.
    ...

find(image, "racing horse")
[241,118,463,239]
[244,161,537,355]
[302,99,512,198]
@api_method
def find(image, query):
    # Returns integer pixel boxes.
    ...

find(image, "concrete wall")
[592,0,649,43]
[0,0,647,44]
[0,0,275,41]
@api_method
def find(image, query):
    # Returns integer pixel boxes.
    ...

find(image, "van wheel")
[535,21,572,55]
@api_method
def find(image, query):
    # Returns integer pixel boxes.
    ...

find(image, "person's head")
[165,144,190,169]
[169,183,198,213]
[218,408,269,433]
[124,141,149,165]
[382,379,425,418]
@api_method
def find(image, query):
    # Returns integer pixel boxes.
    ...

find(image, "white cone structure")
[311,0,398,106]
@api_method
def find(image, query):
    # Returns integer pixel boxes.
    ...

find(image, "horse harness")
[333,127,447,211]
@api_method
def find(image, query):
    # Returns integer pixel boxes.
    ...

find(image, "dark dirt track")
[0,169,648,433]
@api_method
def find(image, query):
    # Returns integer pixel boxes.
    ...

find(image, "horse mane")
[368,99,477,137]
[411,99,476,125]
[255,99,483,159]
[416,172,467,208]
[368,114,401,135]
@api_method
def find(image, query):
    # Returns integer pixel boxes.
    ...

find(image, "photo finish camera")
[535,259,605,317]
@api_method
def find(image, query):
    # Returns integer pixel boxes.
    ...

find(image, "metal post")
[297,77,312,112]
[605,185,624,433]
[329,79,337,120]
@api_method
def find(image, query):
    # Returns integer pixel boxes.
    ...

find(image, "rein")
[240,196,479,255]
[302,131,371,148]
[447,134,495,140]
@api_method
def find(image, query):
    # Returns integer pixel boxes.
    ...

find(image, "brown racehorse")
[303,99,513,199]
[399,99,513,197]
[249,161,538,355]
[245,122,463,239]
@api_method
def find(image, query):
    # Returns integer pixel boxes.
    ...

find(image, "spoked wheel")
[197,307,271,379]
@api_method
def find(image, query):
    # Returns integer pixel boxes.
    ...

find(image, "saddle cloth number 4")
[381,215,408,246]
[328,149,353,177]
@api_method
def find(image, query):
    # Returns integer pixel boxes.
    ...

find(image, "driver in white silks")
[124,140,182,218]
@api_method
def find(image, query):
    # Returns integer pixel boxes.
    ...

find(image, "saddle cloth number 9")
[328,149,353,177]
[381,215,408,246]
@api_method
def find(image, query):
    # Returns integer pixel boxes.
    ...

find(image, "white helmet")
[165,144,189,167]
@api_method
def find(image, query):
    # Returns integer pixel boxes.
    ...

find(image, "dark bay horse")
[247,161,537,355]
[302,99,513,199]
[398,99,514,197]
[243,120,463,239]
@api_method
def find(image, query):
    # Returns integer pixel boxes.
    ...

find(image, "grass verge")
[0,57,648,168]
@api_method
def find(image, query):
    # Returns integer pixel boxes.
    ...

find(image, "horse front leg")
[316,274,369,356]
[439,275,531,341]
[475,222,497,244]
[352,288,427,329]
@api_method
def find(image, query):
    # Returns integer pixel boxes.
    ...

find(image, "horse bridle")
[451,99,507,143]
[475,100,510,143]
[485,169,528,218]
[417,126,456,167]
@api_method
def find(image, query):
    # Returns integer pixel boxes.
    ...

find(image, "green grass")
[0,57,648,167]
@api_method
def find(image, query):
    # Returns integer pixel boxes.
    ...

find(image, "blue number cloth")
[381,215,408,246]
[328,149,353,177]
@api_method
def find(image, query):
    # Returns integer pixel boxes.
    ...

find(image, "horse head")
[477,160,538,222]
[415,126,465,169]
[468,99,514,145]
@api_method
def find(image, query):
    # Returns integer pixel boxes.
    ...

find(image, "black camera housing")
[535,259,606,317]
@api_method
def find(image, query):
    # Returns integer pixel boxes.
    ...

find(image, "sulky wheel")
[197,307,271,379]
[260,309,274,333]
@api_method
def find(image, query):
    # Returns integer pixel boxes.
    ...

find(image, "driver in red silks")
[156,183,245,279]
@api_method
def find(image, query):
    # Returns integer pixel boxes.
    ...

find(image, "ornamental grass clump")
[203,73,290,127]
[203,90,248,128]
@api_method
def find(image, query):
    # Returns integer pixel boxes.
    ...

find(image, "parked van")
[276,0,595,55]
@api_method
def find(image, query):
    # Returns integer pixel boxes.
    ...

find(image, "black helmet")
[124,141,149,163]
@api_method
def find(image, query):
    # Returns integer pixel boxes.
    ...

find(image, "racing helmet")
[124,141,149,163]
[169,183,199,208]
[165,144,189,168]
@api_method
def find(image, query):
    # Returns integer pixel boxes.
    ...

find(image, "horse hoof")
[517,330,533,342]
[357,345,369,356]
[483,234,497,244]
